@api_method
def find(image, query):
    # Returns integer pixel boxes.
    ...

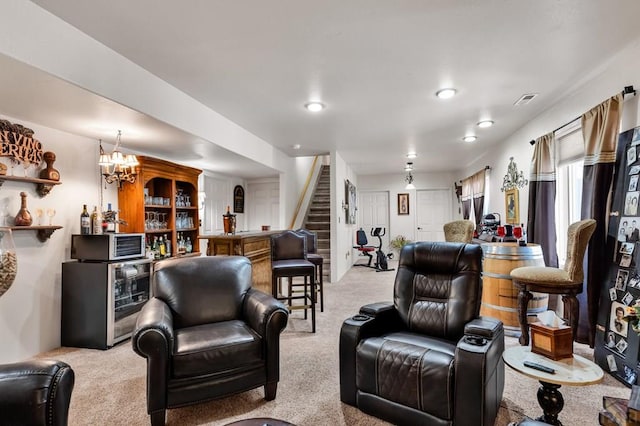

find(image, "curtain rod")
[528,85,636,145]
[458,166,491,183]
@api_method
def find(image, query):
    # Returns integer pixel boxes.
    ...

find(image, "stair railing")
[289,155,320,229]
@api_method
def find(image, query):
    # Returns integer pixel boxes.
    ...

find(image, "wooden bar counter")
[199,231,281,295]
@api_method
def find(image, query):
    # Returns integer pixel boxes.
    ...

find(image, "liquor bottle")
[105,203,116,233]
[80,204,91,234]
[159,235,166,258]
[152,236,159,259]
[164,233,171,257]
[91,206,101,234]
[186,236,192,253]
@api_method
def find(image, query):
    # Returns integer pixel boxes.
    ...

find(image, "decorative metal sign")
[0,119,44,165]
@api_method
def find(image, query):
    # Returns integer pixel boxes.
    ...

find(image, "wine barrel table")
[480,242,548,336]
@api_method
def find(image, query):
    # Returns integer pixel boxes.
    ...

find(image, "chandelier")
[501,157,528,192]
[405,162,415,189]
[99,130,139,188]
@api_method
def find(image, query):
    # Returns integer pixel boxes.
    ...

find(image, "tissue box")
[530,323,573,360]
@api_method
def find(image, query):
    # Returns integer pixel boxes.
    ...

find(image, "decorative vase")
[14,192,32,226]
[39,151,60,181]
[0,228,17,298]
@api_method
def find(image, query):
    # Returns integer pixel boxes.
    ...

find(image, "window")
[555,127,584,266]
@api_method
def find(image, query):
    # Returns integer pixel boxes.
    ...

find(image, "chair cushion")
[510,266,574,284]
[307,253,323,266]
[172,320,262,378]
[272,259,315,277]
[356,332,456,420]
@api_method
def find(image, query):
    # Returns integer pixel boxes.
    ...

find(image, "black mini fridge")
[61,257,152,349]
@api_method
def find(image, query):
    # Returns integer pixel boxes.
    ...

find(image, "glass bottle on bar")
[80,204,91,234]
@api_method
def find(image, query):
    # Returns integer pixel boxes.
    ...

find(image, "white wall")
[0,114,118,363]
[462,36,640,225]
[358,171,458,245]
[331,151,359,282]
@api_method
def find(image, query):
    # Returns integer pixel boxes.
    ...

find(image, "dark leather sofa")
[340,242,505,426]
[0,359,75,425]
[132,256,289,426]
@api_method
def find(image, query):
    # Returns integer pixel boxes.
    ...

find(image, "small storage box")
[530,323,573,360]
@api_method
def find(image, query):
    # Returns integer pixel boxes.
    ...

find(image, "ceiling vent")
[514,93,538,106]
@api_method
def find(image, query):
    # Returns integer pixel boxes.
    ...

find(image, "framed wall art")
[398,193,409,215]
[345,179,357,224]
[233,185,245,213]
[505,188,519,224]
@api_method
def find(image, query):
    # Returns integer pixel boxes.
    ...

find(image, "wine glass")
[496,226,506,238]
[513,226,523,240]
[46,208,56,226]
[22,160,30,178]
[35,208,44,226]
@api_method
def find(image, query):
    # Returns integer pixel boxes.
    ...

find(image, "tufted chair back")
[443,219,475,243]
[394,241,483,340]
[153,255,252,329]
[563,219,596,282]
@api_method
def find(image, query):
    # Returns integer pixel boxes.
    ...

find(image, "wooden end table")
[503,345,604,425]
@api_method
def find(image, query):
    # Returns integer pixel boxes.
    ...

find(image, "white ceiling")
[13,1,640,177]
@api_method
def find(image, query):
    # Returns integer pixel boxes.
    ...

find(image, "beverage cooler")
[62,257,152,349]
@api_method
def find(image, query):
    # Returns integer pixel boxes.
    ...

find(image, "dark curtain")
[461,177,473,220]
[578,93,623,346]
[527,133,558,268]
[472,169,486,228]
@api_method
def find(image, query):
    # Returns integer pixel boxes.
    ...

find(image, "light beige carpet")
[39,260,630,425]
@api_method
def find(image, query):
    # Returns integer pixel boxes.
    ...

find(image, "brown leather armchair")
[340,242,505,426]
[0,359,75,425]
[132,256,289,426]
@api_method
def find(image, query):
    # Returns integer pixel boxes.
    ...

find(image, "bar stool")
[296,229,324,312]
[511,219,596,345]
[271,230,316,332]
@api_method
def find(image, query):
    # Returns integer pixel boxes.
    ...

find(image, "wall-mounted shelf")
[0,175,62,197]
[11,225,63,242]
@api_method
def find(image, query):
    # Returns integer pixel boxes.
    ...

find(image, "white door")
[416,189,452,242]
[203,175,229,234]
[358,191,390,251]
[247,181,279,231]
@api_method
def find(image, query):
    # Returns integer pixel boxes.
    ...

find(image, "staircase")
[304,165,331,282]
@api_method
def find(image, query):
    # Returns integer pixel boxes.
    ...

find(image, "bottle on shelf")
[91,206,102,235]
[186,236,192,253]
[105,203,116,233]
[164,233,171,257]
[158,235,166,258]
[80,204,91,234]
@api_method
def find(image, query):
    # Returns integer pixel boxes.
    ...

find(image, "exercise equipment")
[353,227,394,272]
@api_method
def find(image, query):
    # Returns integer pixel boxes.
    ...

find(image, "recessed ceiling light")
[292,144,301,150]
[436,88,457,99]
[406,152,417,159]
[462,135,477,143]
[305,102,325,112]
[477,120,494,128]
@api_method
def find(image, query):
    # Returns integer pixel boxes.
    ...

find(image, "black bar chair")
[296,229,324,312]
[271,230,316,332]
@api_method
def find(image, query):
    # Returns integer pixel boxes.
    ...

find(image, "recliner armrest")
[243,288,289,337]
[464,316,503,340]
[131,297,175,359]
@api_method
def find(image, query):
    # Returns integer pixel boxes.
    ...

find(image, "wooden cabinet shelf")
[11,225,63,242]
[0,175,61,197]
[118,156,201,256]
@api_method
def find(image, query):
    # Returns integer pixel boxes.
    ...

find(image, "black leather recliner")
[0,359,75,425]
[340,242,505,426]
[132,256,289,426]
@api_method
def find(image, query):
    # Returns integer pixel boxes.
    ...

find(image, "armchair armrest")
[340,301,404,406]
[453,316,505,426]
[130,297,174,417]
[0,359,74,426]
[243,288,289,337]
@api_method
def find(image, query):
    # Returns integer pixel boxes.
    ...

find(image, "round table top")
[224,418,295,426]
[503,345,604,386]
